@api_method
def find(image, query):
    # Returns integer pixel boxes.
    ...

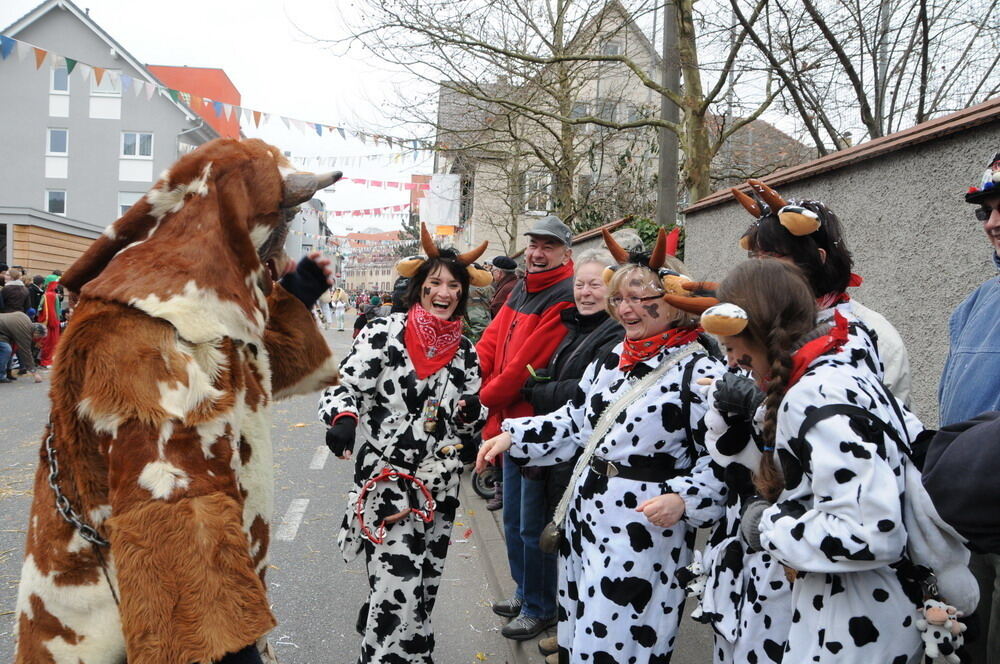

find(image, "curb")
[461,480,552,664]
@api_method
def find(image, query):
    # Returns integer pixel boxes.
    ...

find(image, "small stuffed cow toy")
[916,599,967,664]
[14,139,341,664]
[675,549,708,620]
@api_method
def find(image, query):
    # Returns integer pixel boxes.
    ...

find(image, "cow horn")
[281,170,343,208]
[731,187,761,217]
[648,228,668,270]
[747,179,786,212]
[602,228,630,264]
[456,240,489,266]
[420,223,439,258]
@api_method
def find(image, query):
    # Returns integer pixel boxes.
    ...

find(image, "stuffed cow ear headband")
[732,179,821,250]
[395,223,493,287]
[602,227,719,315]
[700,303,749,336]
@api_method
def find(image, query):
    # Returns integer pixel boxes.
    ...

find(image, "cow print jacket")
[318,312,485,561]
[758,347,925,662]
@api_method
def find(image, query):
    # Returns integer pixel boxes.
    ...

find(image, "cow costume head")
[61,138,340,343]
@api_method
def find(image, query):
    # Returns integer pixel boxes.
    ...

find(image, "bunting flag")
[345,177,430,190]
[0,33,436,150]
[0,35,14,60]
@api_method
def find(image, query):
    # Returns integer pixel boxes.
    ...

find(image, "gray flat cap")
[524,215,573,247]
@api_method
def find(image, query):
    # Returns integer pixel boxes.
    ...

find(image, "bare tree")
[732,0,1000,151]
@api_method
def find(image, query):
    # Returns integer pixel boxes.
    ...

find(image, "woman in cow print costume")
[477,228,726,664]
[318,225,490,664]
[693,181,909,663]
[704,259,926,663]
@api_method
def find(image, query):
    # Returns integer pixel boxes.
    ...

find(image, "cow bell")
[281,170,343,208]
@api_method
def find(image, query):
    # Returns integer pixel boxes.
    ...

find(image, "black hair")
[741,200,853,298]
[403,250,471,320]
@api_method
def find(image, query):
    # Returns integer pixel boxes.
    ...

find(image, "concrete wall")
[0,6,211,232]
[683,119,1000,426]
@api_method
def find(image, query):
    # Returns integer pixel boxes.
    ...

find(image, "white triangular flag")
[144,82,156,100]
[133,78,145,96]
[76,63,92,82]
[223,104,233,120]
[16,40,30,62]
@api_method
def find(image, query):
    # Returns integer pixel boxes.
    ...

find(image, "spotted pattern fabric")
[503,341,724,663]
[758,350,925,663]
[317,313,484,664]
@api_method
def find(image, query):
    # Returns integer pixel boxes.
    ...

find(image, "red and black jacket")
[477,262,575,438]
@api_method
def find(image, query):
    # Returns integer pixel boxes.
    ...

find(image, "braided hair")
[716,260,818,501]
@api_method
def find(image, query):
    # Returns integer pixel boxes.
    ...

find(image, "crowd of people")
[318,151,1000,664]
[0,266,66,384]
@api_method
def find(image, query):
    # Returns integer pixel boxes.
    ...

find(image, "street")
[0,326,712,664]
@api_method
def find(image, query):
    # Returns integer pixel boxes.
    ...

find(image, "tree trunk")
[676,0,713,203]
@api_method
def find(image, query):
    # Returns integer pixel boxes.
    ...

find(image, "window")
[122,132,153,158]
[46,190,66,215]
[50,65,69,93]
[118,192,144,216]
[571,102,589,119]
[47,128,68,155]
[522,169,552,213]
[91,70,121,96]
[601,41,622,56]
[595,99,617,122]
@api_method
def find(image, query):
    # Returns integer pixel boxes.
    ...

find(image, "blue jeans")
[502,453,558,619]
[0,342,12,376]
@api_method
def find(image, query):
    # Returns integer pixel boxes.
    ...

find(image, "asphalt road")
[0,324,713,664]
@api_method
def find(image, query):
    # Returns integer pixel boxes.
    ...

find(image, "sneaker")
[491,595,523,618]
[501,614,557,641]
[538,636,558,656]
[485,494,503,511]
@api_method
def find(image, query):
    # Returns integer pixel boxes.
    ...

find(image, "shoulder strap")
[796,403,907,457]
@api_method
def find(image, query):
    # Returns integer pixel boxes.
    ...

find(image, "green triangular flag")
[64,57,77,74]
[167,89,179,103]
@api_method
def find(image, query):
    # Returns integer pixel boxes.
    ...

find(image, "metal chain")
[44,426,109,547]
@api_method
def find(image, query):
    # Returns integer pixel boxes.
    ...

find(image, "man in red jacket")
[477,215,575,640]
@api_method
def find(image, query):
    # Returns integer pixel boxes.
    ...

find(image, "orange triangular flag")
[252,110,262,127]
[33,47,47,69]
[94,67,105,86]
[190,94,202,109]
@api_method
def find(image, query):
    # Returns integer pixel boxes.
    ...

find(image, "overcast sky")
[1,0,428,233]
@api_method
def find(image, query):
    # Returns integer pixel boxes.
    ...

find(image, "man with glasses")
[939,152,1000,663]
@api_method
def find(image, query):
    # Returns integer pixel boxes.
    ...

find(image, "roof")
[685,95,1000,214]
[2,0,218,139]
[146,65,241,139]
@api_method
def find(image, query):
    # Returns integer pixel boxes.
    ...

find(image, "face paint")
[642,303,661,318]
[736,354,753,369]
[422,286,431,297]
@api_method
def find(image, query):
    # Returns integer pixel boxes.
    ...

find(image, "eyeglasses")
[609,294,663,308]
[975,205,997,222]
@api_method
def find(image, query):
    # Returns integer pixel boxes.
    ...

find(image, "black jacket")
[524,308,623,415]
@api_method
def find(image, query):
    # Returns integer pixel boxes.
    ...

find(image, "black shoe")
[491,595,523,618]
[501,614,557,641]
[0,378,10,384]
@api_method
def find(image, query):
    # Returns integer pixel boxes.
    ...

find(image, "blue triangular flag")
[212,101,223,117]
[120,73,133,92]
[314,123,323,136]
[337,127,346,140]
[0,36,15,60]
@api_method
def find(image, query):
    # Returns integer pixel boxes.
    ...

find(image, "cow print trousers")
[356,493,459,664]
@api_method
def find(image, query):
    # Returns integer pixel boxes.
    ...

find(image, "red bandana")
[619,326,702,371]
[788,311,850,387]
[405,303,463,379]
[816,273,863,309]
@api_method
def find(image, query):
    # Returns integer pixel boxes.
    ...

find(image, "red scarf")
[816,273,863,309]
[405,304,463,379]
[525,261,574,293]
[788,311,850,387]
[619,326,702,371]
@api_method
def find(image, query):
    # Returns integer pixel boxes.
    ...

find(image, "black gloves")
[713,371,765,421]
[279,256,329,309]
[455,395,482,425]
[326,417,357,457]
[739,498,770,553]
[521,369,551,401]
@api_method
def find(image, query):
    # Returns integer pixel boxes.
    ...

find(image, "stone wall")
[683,119,1000,426]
